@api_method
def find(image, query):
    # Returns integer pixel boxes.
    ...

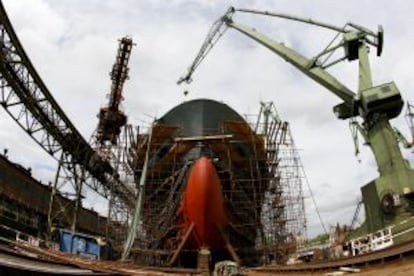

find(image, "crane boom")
[178,7,389,116]
[224,18,356,106]
[109,37,133,111]
[177,15,229,85]
[178,7,355,105]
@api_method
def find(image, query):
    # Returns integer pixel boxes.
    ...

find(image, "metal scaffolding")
[89,36,136,250]
[124,101,307,266]
[103,124,137,250]
[255,102,307,260]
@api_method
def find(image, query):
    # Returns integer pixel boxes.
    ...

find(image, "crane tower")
[97,37,134,146]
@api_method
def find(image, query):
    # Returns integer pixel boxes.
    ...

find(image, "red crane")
[97,37,134,145]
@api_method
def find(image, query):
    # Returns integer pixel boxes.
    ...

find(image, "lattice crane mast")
[97,37,134,146]
[178,7,414,234]
[92,37,136,246]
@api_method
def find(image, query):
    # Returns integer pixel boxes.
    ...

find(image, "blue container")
[58,229,103,259]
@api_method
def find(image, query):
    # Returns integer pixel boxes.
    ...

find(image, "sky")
[1,0,413,238]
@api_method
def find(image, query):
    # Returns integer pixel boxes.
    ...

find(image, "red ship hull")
[180,157,228,250]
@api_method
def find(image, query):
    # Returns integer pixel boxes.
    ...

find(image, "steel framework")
[255,102,307,259]
[125,101,307,266]
[0,2,135,233]
[90,36,136,248]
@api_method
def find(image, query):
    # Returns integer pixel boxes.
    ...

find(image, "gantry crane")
[178,7,414,236]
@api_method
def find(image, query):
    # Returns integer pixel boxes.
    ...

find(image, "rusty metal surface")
[0,154,107,235]
[0,252,110,275]
[10,240,199,275]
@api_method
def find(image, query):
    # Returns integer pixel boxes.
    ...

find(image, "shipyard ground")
[2,239,414,275]
[4,238,414,275]
[249,258,414,275]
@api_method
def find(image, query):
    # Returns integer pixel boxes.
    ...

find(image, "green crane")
[178,7,414,238]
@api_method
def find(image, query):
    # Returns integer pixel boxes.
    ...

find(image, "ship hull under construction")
[132,98,277,267]
[180,156,228,250]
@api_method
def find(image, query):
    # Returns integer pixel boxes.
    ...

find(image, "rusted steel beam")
[217,224,241,265]
[168,222,195,266]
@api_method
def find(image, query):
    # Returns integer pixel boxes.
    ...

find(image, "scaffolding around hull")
[125,99,306,267]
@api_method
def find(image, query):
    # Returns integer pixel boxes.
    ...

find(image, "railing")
[0,223,59,251]
[350,227,393,256]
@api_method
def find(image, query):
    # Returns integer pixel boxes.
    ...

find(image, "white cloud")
[1,0,413,238]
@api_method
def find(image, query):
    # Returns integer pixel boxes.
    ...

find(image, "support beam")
[168,222,195,266]
[217,225,241,265]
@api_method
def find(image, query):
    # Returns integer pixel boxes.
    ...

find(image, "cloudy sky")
[1,0,413,238]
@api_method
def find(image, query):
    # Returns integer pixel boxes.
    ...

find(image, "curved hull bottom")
[180,157,228,251]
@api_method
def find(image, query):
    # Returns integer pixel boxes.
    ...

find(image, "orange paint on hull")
[180,157,228,250]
